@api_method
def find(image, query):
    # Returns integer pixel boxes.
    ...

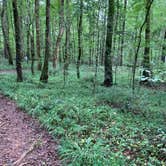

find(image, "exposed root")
[13,140,41,166]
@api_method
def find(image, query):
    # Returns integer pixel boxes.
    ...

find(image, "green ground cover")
[0,63,165,165]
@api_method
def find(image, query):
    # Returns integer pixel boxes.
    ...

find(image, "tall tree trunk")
[101,6,107,66]
[132,0,153,91]
[35,0,42,70]
[12,0,23,82]
[19,0,24,59]
[103,0,114,87]
[88,15,92,66]
[72,23,76,63]
[1,0,13,65]
[31,24,35,75]
[93,0,101,93]
[119,0,127,66]
[53,0,64,68]
[26,0,31,62]
[76,0,83,79]
[142,0,151,71]
[161,30,166,63]
[40,0,50,83]
[113,0,120,60]
[64,0,71,83]
[26,26,30,62]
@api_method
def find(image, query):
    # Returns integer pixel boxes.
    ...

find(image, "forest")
[0,0,166,165]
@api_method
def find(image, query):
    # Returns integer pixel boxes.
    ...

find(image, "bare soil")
[0,94,61,166]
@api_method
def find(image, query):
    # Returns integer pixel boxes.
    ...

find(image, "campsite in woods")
[0,0,166,165]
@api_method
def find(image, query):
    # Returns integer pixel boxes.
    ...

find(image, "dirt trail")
[0,94,61,166]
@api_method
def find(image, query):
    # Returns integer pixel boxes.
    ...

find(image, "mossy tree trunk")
[103,0,114,87]
[12,0,23,82]
[40,0,50,83]
[76,0,83,79]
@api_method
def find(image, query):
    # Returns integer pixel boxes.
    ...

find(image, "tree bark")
[26,0,31,62]
[119,0,127,66]
[76,0,83,79]
[161,30,166,63]
[103,0,114,87]
[40,0,50,83]
[132,0,153,91]
[64,0,71,81]
[12,0,23,82]
[1,0,13,65]
[142,0,151,71]
[35,0,42,70]
[53,0,65,68]
[31,25,35,75]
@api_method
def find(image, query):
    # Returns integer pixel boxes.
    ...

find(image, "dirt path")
[0,94,61,166]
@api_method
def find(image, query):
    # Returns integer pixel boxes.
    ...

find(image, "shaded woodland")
[0,0,166,165]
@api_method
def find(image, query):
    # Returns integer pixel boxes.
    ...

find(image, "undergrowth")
[0,65,165,166]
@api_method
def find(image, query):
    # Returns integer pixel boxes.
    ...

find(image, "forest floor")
[0,94,60,166]
[0,62,165,165]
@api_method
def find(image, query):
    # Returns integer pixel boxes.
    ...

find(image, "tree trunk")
[19,0,24,59]
[88,15,92,66]
[101,6,107,66]
[35,0,42,70]
[119,0,127,66]
[26,0,31,62]
[31,25,35,75]
[142,0,151,71]
[12,0,23,82]
[40,0,50,83]
[103,0,114,87]
[52,0,64,68]
[1,0,13,65]
[76,0,83,79]
[64,0,71,82]
[132,0,153,91]
[112,0,119,61]
[161,30,166,63]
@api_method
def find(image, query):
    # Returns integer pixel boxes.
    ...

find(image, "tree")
[31,24,35,75]
[1,0,13,65]
[76,0,83,79]
[142,0,151,77]
[161,30,166,63]
[103,0,114,87]
[53,0,65,68]
[35,0,42,70]
[40,0,50,83]
[120,0,127,66]
[12,0,23,82]
[132,0,153,91]
[64,0,71,84]
[26,0,31,62]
